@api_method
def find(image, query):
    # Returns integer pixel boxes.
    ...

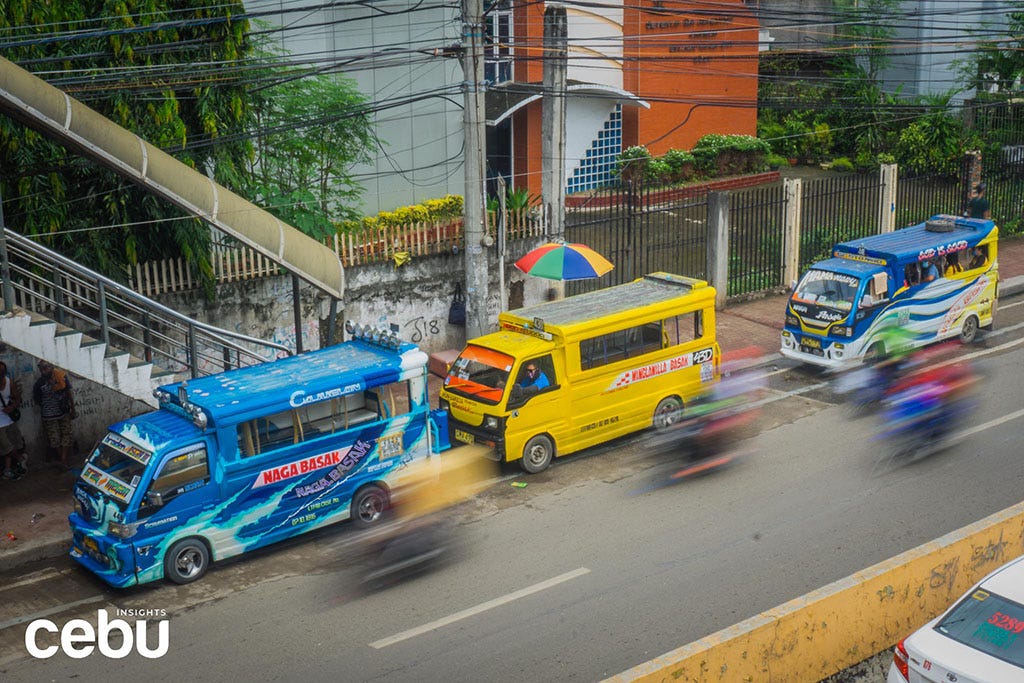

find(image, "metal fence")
[564,182,708,296]
[727,183,785,296]
[797,173,882,272]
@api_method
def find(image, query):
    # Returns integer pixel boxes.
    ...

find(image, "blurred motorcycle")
[873,359,978,464]
[357,446,493,588]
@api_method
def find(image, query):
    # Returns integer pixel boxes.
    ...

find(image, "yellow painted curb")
[607,500,1024,682]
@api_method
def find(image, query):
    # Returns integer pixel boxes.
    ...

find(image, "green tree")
[0,0,253,281]
[245,49,373,239]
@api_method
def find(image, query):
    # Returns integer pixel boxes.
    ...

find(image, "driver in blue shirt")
[921,259,939,283]
[518,363,550,392]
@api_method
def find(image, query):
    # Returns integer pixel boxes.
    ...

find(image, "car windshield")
[80,433,154,506]
[444,344,513,406]
[935,588,1024,668]
[793,269,861,312]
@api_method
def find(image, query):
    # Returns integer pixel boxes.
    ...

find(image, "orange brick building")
[485,0,760,198]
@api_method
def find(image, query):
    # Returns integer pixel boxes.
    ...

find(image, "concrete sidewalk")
[3,238,1023,574]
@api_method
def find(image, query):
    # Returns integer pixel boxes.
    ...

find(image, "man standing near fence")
[968,183,990,219]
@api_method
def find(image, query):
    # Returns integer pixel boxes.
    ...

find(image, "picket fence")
[128,209,547,296]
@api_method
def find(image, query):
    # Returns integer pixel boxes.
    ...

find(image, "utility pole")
[542,3,568,300]
[461,0,489,338]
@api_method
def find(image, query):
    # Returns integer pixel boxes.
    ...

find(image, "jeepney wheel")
[653,396,684,431]
[165,538,210,585]
[959,315,979,344]
[351,484,389,528]
[520,435,554,474]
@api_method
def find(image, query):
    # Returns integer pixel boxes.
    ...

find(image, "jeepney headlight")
[483,415,499,430]
[832,326,849,337]
[439,397,450,412]
[108,521,135,539]
[786,314,800,327]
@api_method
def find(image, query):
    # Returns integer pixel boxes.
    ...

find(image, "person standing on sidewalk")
[0,361,27,480]
[968,183,990,219]
[33,360,76,470]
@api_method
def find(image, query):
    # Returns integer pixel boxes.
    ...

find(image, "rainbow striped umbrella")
[514,242,614,281]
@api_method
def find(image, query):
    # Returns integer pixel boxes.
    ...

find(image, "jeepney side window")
[967,245,988,270]
[138,446,209,517]
[237,409,300,457]
[904,263,920,286]
[663,311,701,346]
[372,380,412,420]
[627,321,664,356]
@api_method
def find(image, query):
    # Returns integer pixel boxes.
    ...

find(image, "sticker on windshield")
[101,433,152,465]
[81,463,136,504]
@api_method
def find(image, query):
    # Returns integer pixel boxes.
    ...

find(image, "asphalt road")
[2,294,1024,682]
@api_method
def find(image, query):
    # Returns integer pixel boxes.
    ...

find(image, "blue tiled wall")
[566,105,622,194]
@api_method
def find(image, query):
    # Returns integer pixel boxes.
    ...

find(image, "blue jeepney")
[69,327,451,587]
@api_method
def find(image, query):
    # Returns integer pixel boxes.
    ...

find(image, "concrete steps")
[1,305,160,407]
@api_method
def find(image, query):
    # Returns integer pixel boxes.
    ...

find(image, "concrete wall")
[609,501,1024,682]
[0,348,148,467]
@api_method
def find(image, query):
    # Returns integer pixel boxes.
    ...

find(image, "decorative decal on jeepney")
[835,251,886,266]
[81,463,135,504]
[291,439,375,498]
[918,239,968,262]
[253,440,374,489]
[938,277,989,335]
[289,383,362,408]
[101,433,152,465]
[606,347,715,391]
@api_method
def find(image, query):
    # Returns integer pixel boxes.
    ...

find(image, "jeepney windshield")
[444,344,514,406]
[793,269,860,312]
[79,433,154,507]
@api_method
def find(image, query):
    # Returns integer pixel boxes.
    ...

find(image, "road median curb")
[607,500,1024,682]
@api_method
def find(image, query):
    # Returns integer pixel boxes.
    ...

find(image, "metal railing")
[0,228,291,380]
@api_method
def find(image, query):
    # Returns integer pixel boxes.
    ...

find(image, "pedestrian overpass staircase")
[0,228,290,407]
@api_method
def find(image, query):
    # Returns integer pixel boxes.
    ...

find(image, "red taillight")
[893,638,910,680]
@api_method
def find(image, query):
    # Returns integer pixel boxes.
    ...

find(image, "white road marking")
[954,406,1024,441]
[986,320,1024,338]
[369,567,591,649]
[998,299,1024,310]
[749,382,831,409]
[0,595,106,631]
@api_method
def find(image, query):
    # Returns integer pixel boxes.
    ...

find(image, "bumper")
[780,333,858,370]
[69,517,139,588]
[446,418,505,459]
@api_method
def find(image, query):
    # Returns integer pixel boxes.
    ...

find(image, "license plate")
[454,429,475,445]
[801,336,821,349]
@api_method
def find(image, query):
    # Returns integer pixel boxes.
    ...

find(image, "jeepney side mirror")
[147,491,164,508]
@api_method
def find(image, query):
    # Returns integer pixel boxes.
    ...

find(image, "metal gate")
[564,182,708,296]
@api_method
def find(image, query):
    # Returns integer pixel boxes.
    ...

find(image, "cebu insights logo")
[25,608,169,659]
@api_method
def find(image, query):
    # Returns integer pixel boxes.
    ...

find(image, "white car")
[887,554,1024,683]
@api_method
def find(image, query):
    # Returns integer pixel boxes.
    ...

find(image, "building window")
[485,0,513,85]
[567,105,622,194]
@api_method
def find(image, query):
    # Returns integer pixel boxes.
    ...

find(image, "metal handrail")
[0,228,292,380]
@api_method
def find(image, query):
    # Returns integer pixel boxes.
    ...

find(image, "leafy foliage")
[0,0,254,284]
[245,40,373,239]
